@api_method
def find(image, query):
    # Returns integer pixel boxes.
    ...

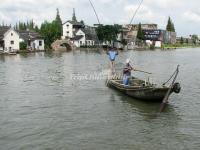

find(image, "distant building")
[126,24,158,30]
[62,8,84,39]
[143,29,176,47]
[0,26,20,52]
[18,30,45,51]
[163,31,176,44]
[118,23,158,44]
[62,20,84,39]
[62,9,98,47]
[70,27,97,47]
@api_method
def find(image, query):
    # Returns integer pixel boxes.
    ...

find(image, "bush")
[150,44,155,50]
[20,42,27,50]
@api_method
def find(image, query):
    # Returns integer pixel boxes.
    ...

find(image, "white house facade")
[18,30,45,51]
[71,35,85,47]
[0,27,20,52]
[70,28,97,47]
[30,39,44,50]
[61,9,97,48]
[62,21,74,39]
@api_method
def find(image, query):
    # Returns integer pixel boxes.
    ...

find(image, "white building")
[70,28,97,47]
[62,20,84,39]
[62,9,97,48]
[0,26,20,52]
[18,30,45,51]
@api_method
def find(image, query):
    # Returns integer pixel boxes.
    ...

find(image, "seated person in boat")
[123,59,135,85]
[107,47,118,74]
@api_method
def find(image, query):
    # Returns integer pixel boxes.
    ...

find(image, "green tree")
[34,25,39,32]
[40,20,62,48]
[121,39,127,46]
[166,17,175,32]
[80,20,85,25]
[55,8,62,38]
[96,24,121,44]
[137,23,144,40]
[40,21,53,48]
[72,8,77,22]
[186,39,189,44]
[191,34,198,45]
[180,37,184,44]
[20,41,27,50]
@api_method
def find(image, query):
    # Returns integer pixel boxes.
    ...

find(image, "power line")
[89,0,101,24]
[129,0,144,25]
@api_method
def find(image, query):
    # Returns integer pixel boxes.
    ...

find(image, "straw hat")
[126,58,131,64]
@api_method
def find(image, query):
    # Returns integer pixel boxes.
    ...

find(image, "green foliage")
[180,37,184,44]
[137,23,144,40]
[80,20,85,25]
[121,39,127,46]
[186,39,189,44]
[14,20,36,31]
[55,8,62,34]
[191,34,198,45]
[166,17,175,32]
[39,9,63,48]
[96,24,122,43]
[150,44,155,50]
[40,21,51,48]
[72,8,77,22]
[20,42,27,50]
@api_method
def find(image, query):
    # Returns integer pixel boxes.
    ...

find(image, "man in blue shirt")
[107,47,118,74]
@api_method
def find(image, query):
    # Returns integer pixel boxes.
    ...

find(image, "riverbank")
[0,49,47,55]
[162,43,200,49]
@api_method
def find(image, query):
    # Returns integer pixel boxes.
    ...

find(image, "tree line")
[14,20,39,32]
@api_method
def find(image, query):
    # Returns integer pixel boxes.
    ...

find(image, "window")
[11,33,13,36]
[39,41,42,46]
[80,41,82,45]
[10,41,14,45]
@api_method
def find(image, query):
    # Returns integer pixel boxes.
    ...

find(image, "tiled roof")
[0,26,10,40]
[70,35,84,41]
[17,30,43,41]
[63,20,84,26]
[82,27,98,41]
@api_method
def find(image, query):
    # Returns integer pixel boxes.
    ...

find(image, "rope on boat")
[159,65,180,112]
[162,65,179,86]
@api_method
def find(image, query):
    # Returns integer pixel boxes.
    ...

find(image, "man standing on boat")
[107,47,118,74]
[123,59,134,85]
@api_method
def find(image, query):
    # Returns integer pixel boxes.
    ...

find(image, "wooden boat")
[106,77,181,102]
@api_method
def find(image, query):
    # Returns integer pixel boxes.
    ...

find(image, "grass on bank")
[162,43,200,49]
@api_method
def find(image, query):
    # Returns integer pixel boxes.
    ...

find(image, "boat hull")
[107,79,172,102]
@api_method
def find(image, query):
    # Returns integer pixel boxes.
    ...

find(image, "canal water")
[0,48,200,150]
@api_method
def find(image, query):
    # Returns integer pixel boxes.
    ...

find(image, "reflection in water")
[0,49,200,150]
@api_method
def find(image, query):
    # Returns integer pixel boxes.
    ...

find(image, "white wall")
[75,29,86,47]
[73,37,85,47]
[3,29,19,52]
[31,39,45,50]
[155,41,161,48]
[86,40,95,46]
[62,22,73,39]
